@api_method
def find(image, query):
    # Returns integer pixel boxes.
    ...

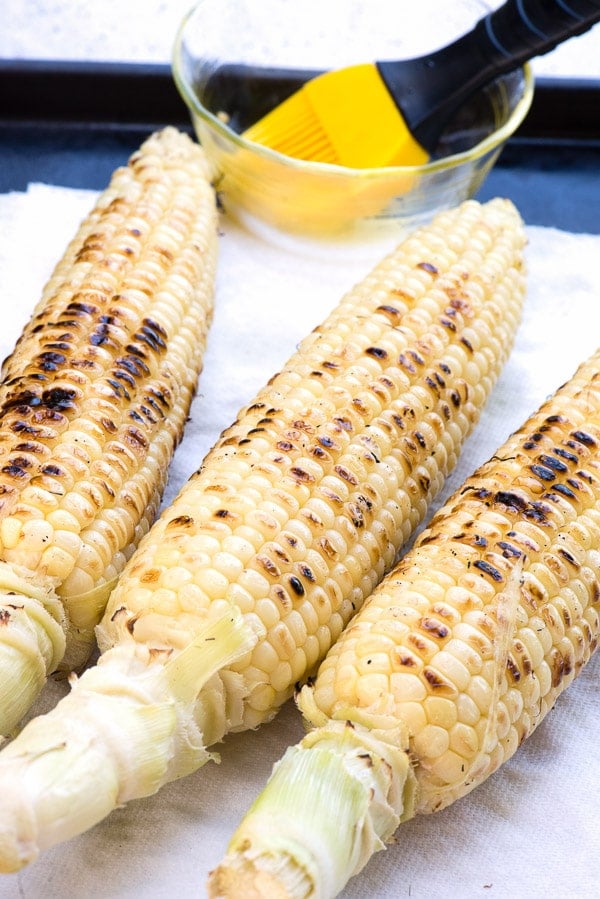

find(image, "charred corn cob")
[210,345,600,899]
[0,198,525,872]
[0,127,218,736]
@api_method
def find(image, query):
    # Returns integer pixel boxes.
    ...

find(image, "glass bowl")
[173,0,534,240]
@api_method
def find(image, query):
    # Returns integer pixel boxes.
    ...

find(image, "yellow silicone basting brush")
[244,0,600,168]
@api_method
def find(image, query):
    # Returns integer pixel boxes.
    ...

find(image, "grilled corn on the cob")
[0,198,525,871]
[0,127,218,736]
[210,345,600,899]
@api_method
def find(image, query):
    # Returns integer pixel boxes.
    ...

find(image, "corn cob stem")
[0,198,525,870]
[0,609,255,869]
[209,721,413,899]
[0,127,218,736]
[210,347,600,898]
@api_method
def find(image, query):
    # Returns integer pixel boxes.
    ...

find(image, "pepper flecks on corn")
[209,347,600,899]
[0,198,525,871]
[0,127,218,735]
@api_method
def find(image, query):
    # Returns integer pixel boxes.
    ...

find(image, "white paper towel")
[0,183,599,898]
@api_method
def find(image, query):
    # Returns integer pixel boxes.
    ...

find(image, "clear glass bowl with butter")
[173,0,534,240]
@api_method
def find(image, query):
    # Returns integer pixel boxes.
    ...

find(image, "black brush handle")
[378,0,600,152]
[480,0,600,65]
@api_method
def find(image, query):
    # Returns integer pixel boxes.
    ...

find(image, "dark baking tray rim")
[1,59,599,146]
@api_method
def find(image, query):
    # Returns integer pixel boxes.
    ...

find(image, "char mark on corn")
[207,351,600,899]
[0,198,525,875]
[0,127,218,732]
[97,198,526,738]
[300,349,600,816]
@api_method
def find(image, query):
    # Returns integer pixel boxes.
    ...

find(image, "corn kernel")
[424,696,458,730]
[42,545,77,580]
[413,724,450,759]
[0,518,22,549]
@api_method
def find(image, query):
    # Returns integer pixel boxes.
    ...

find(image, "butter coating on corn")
[0,127,218,735]
[210,347,600,899]
[0,198,525,871]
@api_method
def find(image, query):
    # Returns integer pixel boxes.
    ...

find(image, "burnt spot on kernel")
[550,482,577,500]
[13,441,44,454]
[321,487,343,505]
[41,464,62,477]
[422,667,456,695]
[376,305,401,322]
[257,555,281,578]
[553,447,578,464]
[440,317,457,332]
[37,351,68,371]
[289,575,305,597]
[399,353,416,374]
[365,346,388,360]
[290,467,314,484]
[571,430,597,448]
[506,655,521,682]
[558,548,580,568]
[273,585,292,610]
[513,640,533,676]
[334,464,358,485]
[420,617,450,639]
[451,388,466,408]
[496,540,522,559]
[136,318,168,352]
[319,536,339,559]
[298,563,315,582]
[394,651,419,668]
[347,502,365,528]
[419,472,431,493]
[538,454,569,473]
[461,486,492,502]
[530,464,556,482]
[119,355,151,379]
[1,461,29,478]
[166,514,195,530]
[417,261,439,275]
[66,300,97,316]
[90,323,118,348]
[494,491,529,513]
[107,378,131,401]
[114,369,136,390]
[318,435,336,449]
[522,431,545,449]
[473,559,504,582]
[332,416,353,432]
[549,646,570,688]
[214,508,236,520]
[408,350,425,367]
